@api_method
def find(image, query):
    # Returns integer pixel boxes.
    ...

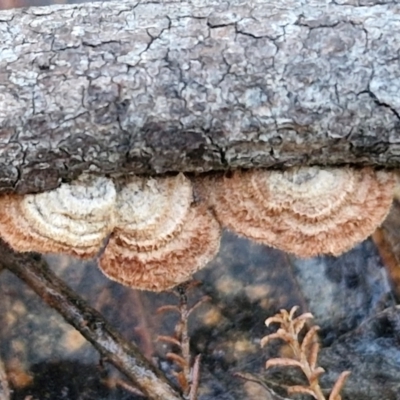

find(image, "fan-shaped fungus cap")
[114,173,193,251]
[0,175,116,258]
[209,167,395,258]
[99,205,221,291]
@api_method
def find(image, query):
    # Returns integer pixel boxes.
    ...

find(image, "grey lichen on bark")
[1,0,400,193]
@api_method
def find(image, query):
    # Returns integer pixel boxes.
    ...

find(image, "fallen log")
[1,0,400,194]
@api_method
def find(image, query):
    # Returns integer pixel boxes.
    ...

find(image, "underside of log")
[1,0,400,194]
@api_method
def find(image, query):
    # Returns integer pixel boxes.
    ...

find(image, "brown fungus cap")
[0,175,116,258]
[99,205,221,291]
[209,167,395,258]
[114,173,193,251]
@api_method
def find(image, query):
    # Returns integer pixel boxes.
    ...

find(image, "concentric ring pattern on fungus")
[209,167,395,257]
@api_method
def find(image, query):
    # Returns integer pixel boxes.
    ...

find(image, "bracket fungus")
[0,166,394,290]
[0,173,221,292]
[99,174,221,291]
[113,173,193,251]
[208,167,395,258]
[0,175,116,258]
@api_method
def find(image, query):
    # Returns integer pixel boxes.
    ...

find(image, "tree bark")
[1,0,400,194]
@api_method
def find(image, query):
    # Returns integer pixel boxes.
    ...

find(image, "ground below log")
[0,227,399,400]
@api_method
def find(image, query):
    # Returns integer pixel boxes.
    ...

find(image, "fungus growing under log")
[0,175,116,258]
[207,167,396,258]
[99,204,221,291]
[0,167,395,289]
[98,174,221,291]
[113,173,193,251]
[0,173,221,291]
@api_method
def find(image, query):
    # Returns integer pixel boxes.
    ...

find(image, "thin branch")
[157,282,206,399]
[261,306,350,400]
[189,354,201,400]
[329,371,351,400]
[0,240,183,400]
[234,372,291,400]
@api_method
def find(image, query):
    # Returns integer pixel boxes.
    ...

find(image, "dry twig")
[234,372,291,400]
[157,281,208,399]
[261,306,350,400]
[0,240,183,400]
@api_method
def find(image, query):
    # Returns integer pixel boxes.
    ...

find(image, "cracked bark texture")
[1,0,400,194]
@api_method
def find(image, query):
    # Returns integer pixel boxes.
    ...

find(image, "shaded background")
[1,1,400,399]
[1,225,400,400]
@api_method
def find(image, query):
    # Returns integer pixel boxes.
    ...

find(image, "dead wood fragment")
[0,240,183,400]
